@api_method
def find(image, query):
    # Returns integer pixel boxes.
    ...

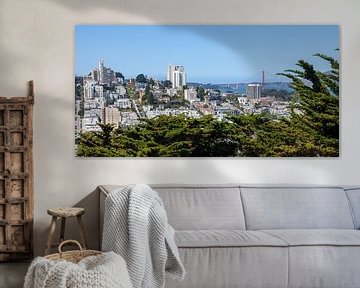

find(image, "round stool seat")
[47,207,85,218]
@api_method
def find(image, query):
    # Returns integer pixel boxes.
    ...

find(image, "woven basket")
[45,240,102,263]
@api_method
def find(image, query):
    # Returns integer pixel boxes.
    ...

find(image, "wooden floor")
[0,261,30,288]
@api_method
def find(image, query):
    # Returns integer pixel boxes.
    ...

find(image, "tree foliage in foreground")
[276,52,339,156]
[77,52,339,157]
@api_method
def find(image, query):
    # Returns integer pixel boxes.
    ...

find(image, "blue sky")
[75,25,339,84]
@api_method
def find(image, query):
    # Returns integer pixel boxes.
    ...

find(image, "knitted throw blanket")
[24,251,133,288]
[102,184,185,288]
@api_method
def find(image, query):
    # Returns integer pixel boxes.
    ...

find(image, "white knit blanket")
[102,184,185,288]
[24,251,133,288]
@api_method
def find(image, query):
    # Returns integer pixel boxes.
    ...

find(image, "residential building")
[92,59,115,85]
[100,107,120,128]
[184,88,198,102]
[167,64,186,88]
[246,83,262,100]
[116,98,132,109]
[115,85,127,96]
[238,96,248,105]
[94,85,104,98]
[83,80,95,99]
[91,69,99,82]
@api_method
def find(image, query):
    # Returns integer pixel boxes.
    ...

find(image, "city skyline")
[75,25,339,83]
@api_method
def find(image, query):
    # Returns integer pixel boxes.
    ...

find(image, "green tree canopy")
[136,74,147,83]
[115,72,125,79]
[277,51,339,156]
[196,86,206,101]
[163,80,172,88]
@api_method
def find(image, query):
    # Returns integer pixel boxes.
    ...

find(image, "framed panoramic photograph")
[74,25,339,157]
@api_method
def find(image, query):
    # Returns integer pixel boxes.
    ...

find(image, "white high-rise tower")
[167,64,186,88]
[98,59,105,84]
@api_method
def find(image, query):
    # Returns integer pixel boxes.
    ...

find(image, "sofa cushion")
[100,184,246,230]
[165,246,289,288]
[153,185,246,230]
[262,229,360,246]
[175,230,288,248]
[261,230,360,288]
[241,186,355,230]
[287,246,360,288]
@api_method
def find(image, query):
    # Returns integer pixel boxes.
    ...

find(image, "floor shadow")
[0,260,31,288]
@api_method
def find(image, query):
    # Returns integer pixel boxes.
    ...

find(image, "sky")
[75,25,339,84]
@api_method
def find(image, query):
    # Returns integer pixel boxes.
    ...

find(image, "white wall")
[0,0,359,256]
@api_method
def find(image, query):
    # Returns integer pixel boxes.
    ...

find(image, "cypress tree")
[277,51,339,156]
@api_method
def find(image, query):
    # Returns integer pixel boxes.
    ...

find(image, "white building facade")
[167,64,186,89]
[184,88,198,102]
[83,80,95,99]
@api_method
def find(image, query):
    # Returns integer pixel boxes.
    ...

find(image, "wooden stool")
[45,207,87,255]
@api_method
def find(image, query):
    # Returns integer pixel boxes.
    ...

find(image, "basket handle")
[58,240,83,255]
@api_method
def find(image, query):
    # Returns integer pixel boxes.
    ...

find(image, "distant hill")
[187,82,293,94]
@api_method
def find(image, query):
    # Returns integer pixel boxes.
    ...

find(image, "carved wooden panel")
[0,81,34,261]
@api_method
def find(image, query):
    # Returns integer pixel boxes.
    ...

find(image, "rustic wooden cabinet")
[0,81,34,261]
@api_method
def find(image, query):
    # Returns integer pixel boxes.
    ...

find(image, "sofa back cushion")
[152,185,246,230]
[240,186,355,230]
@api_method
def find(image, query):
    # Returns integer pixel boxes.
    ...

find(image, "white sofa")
[99,184,360,288]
